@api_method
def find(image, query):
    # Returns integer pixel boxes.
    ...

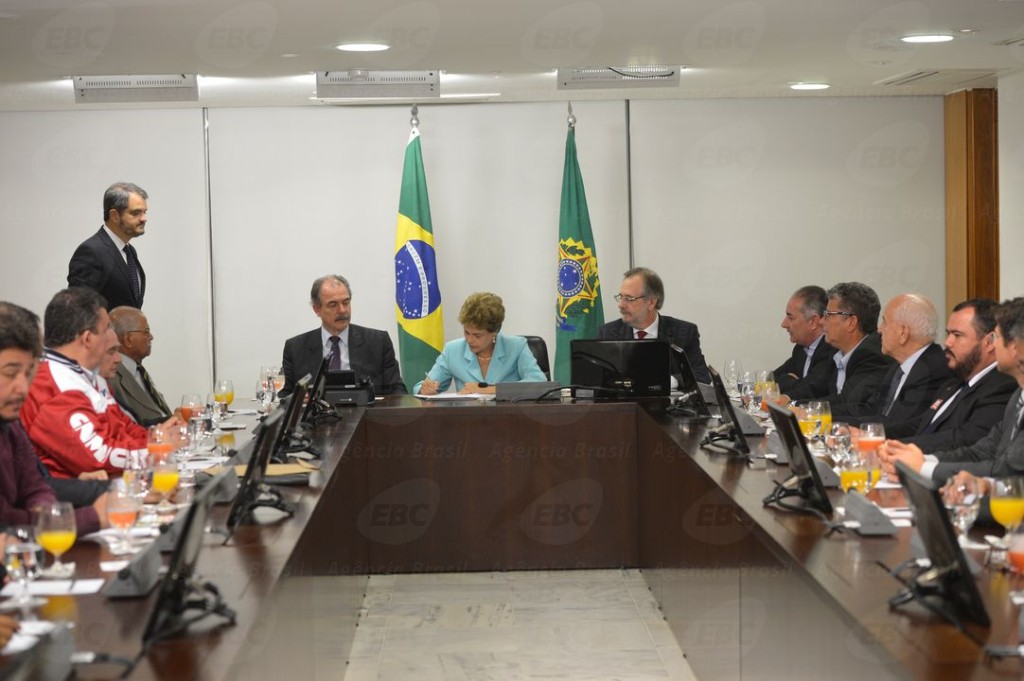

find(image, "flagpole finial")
[410,104,419,129]
[567,102,576,129]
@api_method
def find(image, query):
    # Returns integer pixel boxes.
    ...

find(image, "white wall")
[1,96,948,399]
[0,109,211,404]
[631,97,946,375]
[1000,72,1024,299]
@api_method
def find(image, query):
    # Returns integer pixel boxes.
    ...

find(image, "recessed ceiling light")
[336,43,389,52]
[790,82,830,90]
[280,53,298,58]
[900,34,954,43]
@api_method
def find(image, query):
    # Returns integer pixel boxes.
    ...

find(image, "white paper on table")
[216,423,247,431]
[228,408,259,416]
[81,526,160,543]
[183,456,228,471]
[100,560,130,573]
[873,479,902,490]
[2,633,41,655]
[1,579,104,596]
[414,393,495,401]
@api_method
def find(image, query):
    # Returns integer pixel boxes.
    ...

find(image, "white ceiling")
[1,0,1024,110]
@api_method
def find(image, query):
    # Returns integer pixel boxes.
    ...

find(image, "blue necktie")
[329,336,341,371]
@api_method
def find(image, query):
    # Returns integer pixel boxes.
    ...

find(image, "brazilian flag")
[395,127,444,391]
[554,126,604,384]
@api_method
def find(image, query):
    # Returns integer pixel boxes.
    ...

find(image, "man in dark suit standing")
[280,274,407,397]
[885,298,1016,449]
[882,297,1024,484]
[107,306,172,426]
[68,182,149,310]
[835,293,952,423]
[815,281,895,410]
[596,267,710,383]
[774,285,835,400]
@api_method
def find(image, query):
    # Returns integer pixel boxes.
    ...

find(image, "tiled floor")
[343,569,697,681]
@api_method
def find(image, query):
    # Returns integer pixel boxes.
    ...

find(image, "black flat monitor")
[704,366,750,455]
[301,356,331,423]
[669,343,712,417]
[570,339,671,397]
[764,402,833,515]
[271,377,311,459]
[893,461,990,628]
[142,469,235,646]
[224,400,294,534]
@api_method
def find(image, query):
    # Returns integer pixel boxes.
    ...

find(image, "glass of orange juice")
[214,379,234,416]
[107,480,141,555]
[151,451,180,515]
[35,502,77,578]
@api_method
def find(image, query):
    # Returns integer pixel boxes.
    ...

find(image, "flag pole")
[567,101,575,129]
[410,103,419,129]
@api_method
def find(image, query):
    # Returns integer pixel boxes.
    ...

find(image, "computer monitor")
[301,356,331,423]
[570,339,671,397]
[764,402,833,515]
[892,461,990,628]
[703,366,750,455]
[668,342,711,417]
[142,469,235,646]
[224,401,294,534]
[271,376,312,461]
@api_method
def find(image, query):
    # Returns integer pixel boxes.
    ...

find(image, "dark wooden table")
[18,396,1024,679]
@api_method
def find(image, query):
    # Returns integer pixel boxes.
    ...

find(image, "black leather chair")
[521,335,551,380]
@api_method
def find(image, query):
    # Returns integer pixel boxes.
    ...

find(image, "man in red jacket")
[0,301,105,534]
[20,288,180,478]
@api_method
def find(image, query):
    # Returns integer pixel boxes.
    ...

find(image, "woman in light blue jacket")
[415,292,546,395]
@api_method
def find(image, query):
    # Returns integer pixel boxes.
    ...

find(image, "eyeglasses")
[613,294,646,303]
[126,328,151,336]
[822,311,854,319]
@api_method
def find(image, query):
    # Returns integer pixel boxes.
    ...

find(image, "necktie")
[636,330,647,339]
[329,336,342,371]
[882,367,904,416]
[1011,393,1024,440]
[137,363,170,415]
[123,244,142,305]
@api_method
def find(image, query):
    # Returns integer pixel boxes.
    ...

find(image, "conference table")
[10,395,1024,680]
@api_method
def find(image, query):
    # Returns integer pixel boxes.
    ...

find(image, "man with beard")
[881,297,1024,483]
[280,274,407,397]
[882,298,1016,449]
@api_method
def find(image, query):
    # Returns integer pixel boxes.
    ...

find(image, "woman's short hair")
[459,292,505,333]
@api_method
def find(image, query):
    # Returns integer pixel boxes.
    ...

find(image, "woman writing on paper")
[415,292,546,395]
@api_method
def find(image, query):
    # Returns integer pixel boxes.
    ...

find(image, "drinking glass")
[179,393,203,424]
[0,527,46,611]
[123,449,153,521]
[796,401,822,442]
[942,476,980,544]
[147,424,175,461]
[988,477,1024,568]
[738,371,756,414]
[271,370,285,397]
[151,451,180,515]
[856,423,885,457]
[722,359,742,397]
[825,422,853,466]
[214,379,234,416]
[107,479,141,556]
[839,455,869,494]
[35,502,76,579]
[760,381,780,412]
[809,400,831,447]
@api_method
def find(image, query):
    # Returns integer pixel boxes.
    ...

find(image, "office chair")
[521,335,551,380]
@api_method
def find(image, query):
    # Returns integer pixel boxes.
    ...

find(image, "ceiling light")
[900,34,954,43]
[789,82,830,90]
[336,43,389,52]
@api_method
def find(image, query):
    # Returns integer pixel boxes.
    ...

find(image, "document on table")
[414,393,495,401]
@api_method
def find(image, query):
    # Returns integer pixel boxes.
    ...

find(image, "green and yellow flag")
[554,125,603,383]
[395,126,444,390]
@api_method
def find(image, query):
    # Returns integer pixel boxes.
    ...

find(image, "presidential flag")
[395,126,444,390]
[554,125,603,383]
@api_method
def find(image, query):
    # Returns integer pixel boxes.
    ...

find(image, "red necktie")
[636,330,647,339]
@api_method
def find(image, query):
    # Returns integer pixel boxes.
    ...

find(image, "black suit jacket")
[827,332,896,415]
[67,228,145,309]
[281,324,407,397]
[775,336,836,400]
[899,368,1018,451]
[597,315,710,383]
[835,343,953,425]
[932,387,1024,482]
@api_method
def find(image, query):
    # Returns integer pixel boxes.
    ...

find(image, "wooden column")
[945,89,999,309]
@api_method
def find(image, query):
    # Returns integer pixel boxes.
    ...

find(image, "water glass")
[722,359,742,397]
[942,476,980,540]
[0,527,46,611]
[825,422,853,465]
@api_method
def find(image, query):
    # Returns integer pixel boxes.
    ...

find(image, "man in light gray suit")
[107,306,172,426]
[882,297,1024,484]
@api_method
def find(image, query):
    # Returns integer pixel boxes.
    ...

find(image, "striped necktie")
[1011,393,1024,440]
[123,244,142,305]
[137,363,171,415]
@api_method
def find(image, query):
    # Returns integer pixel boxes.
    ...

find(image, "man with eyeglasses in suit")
[597,267,710,383]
